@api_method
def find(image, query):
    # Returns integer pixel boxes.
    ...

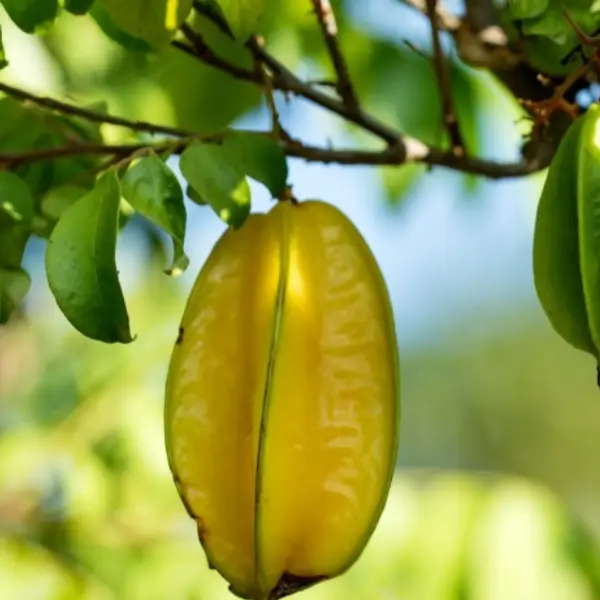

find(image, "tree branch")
[309,0,360,110]
[0,82,191,138]
[176,23,259,82]
[425,0,464,156]
[0,133,546,180]
[282,138,541,177]
[0,142,146,169]
[0,1,554,183]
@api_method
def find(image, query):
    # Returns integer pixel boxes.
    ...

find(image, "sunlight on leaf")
[121,153,189,276]
[180,141,251,228]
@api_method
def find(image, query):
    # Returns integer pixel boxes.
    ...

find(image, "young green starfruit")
[533,103,600,382]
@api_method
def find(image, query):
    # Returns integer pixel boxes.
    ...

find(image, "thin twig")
[189,0,399,143]
[251,41,290,141]
[399,0,460,31]
[250,42,401,144]
[310,0,360,110]
[425,0,464,157]
[177,24,257,81]
[178,3,554,178]
[0,131,222,170]
[0,82,191,138]
[0,143,146,169]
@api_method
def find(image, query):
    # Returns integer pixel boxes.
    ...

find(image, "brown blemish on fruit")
[173,475,196,520]
[176,326,184,345]
[270,573,327,599]
[196,517,208,544]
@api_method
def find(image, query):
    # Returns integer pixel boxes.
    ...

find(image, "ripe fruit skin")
[164,199,400,600]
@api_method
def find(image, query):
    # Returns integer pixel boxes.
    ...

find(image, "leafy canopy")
[0,0,598,344]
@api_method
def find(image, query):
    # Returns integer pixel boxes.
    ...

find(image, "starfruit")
[164,199,400,600]
[533,103,600,378]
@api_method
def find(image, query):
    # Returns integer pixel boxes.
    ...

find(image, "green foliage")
[180,141,251,228]
[220,131,289,197]
[98,0,193,46]
[39,185,88,225]
[64,0,95,15]
[504,0,600,74]
[46,171,133,344]
[215,0,268,41]
[89,3,154,51]
[121,153,189,275]
[0,0,58,34]
[508,0,549,20]
[0,268,30,323]
[0,26,7,70]
[0,173,34,228]
[0,0,589,349]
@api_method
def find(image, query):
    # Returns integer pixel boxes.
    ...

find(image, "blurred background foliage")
[3,0,600,599]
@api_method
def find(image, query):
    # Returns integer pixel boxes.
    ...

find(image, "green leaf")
[180,142,251,228]
[0,173,35,228]
[46,171,133,344]
[64,0,95,14]
[90,3,154,51]
[152,43,260,134]
[40,185,87,222]
[508,0,549,19]
[220,132,288,197]
[0,225,30,269]
[521,4,568,41]
[216,0,267,41]
[0,99,100,197]
[0,268,30,324]
[57,101,107,143]
[98,0,193,46]
[451,64,484,197]
[0,26,7,70]
[186,184,207,206]
[0,98,46,151]
[381,164,425,208]
[121,153,189,276]
[451,64,481,158]
[36,185,88,237]
[15,133,56,198]
[533,115,594,355]
[0,0,59,34]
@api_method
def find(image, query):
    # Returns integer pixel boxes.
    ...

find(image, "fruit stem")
[278,184,298,205]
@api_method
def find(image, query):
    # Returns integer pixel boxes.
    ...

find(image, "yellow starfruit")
[165,199,400,600]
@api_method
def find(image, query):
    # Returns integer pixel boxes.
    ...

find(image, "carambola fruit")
[533,103,600,378]
[164,199,400,599]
